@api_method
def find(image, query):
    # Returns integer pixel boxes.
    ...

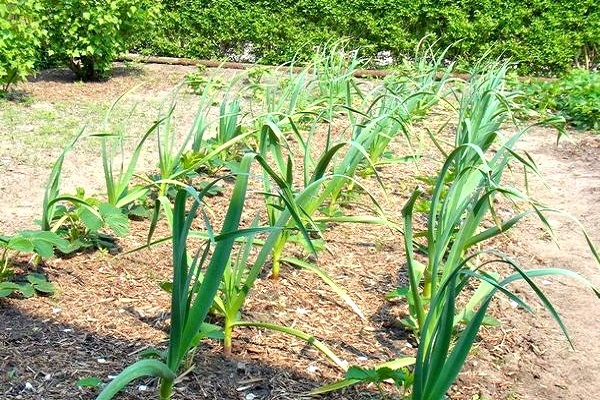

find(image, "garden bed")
[1,63,599,400]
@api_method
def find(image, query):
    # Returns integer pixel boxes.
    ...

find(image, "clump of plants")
[41,131,129,252]
[514,69,600,132]
[184,65,227,96]
[315,62,600,399]
[0,230,68,297]
[95,153,338,399]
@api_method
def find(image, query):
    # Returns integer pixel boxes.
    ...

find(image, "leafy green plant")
[49,187,129,251]
[312,357,415,397]
[96,163,252,399]
[208,216,348,370]
[185,65,225,96]
[42,0,158,80]
[98,92,163,215]
[311,40,364,122]
[400,64,600,399]
[514,69,600,132]
[0,0,45,92]
[245,65,269,93]
[0,230,69,297]
[145,83,252,229]
[403,186,600,400]
[393,62,525,333]
[41,130,129,252]
[250,54,420,279]
[185,96,246,175]
[256,112,389,281]
[95,152,348,399]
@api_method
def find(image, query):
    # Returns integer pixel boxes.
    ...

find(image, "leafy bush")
[42,0,159,80]
[515,69,600,132]
[0,0,45,92]
[137,0,599,75]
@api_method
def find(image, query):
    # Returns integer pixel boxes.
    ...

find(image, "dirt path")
[508,130,600,400]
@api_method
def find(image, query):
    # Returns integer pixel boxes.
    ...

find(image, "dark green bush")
[137,0,599,76]
[0,0,45,92]
[43,0,159,81]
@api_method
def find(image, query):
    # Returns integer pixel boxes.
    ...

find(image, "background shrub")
[138,0,599,76]
[0,0,45,92]
[43,0,159,81]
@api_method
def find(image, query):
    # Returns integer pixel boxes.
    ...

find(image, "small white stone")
[541,279,552,286]
[357,356,368,362]
[24,382,34,391]
[97,358,107,364]
[108,375,117,380]
[138,385,148,391]
[307,365,318,374]
[52,307,61,314]
[62,328,73,333]
[245,393,256,400]
[510,300,519,308]
[295,307,310,315]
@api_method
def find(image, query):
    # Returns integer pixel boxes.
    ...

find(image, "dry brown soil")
[0,64,599,400]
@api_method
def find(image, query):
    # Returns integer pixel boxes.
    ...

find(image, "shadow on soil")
[29,66,144,84]
[0,302,382,400]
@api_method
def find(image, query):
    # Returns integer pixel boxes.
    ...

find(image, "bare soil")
[0,64,599,400]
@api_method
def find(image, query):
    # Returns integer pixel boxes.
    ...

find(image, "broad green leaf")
[79,207,103,232]
[27,274,55,294]
[1,282,36,298]
[98,202,129,237]
[7,237,33,253]
[0,282,21,297]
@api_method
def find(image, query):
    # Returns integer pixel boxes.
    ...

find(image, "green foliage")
[315,61,600,400]
[0,273,56,298]
[515,69,600,132]
[97,154,321,399]
[48,188,130,251]
[0,0,45,91]
[400,64,600,400]
[97,182,246,400]
[0,231,68,298]
[312,357,415,396]
[42,0,159,80]
[184,65,225,96]
[41,131,129,252]
[139,0,599,75]
[97,92,160,212]
[13,45,597,399]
